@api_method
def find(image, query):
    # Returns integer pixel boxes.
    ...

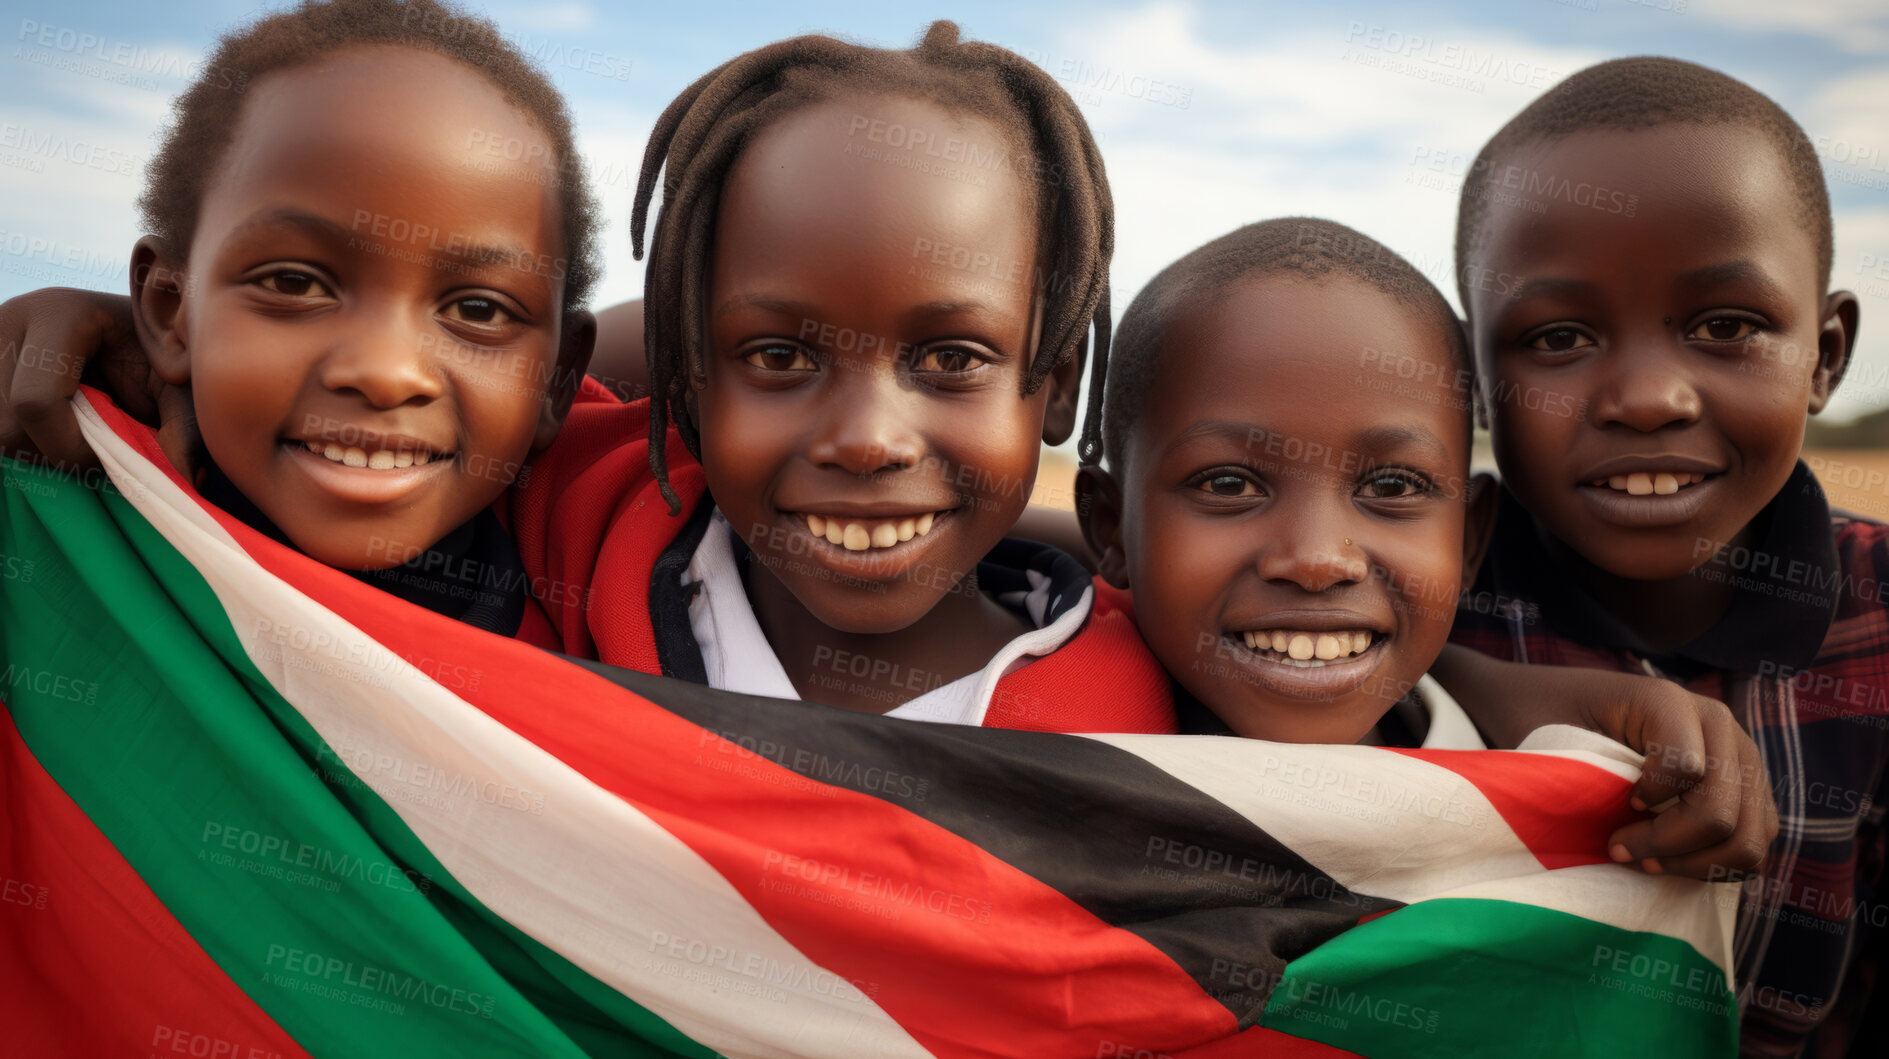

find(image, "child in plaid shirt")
[1449,57,1885,1057]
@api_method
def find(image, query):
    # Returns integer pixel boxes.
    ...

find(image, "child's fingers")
[1615,683,1712,812]
[1610,722,1776,880]
[3,292,110,470]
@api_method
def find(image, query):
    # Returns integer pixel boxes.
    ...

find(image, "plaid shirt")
[1452,463,1889,1058]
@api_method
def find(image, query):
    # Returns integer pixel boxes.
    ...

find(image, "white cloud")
[1693,0,1889,54]
[1049,3,1609,309]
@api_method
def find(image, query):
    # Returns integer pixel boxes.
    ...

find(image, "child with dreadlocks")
[1445,58,1887,1054]
[83,0,597,638]
[500,20,1179,730]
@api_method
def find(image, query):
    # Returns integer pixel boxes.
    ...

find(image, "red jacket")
[507,381,1177,734]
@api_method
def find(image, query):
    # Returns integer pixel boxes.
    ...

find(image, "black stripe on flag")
[565,657,1399,1025]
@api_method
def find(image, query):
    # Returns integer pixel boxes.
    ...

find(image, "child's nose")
[1254,514,1370,592]
[806,377,924,475]
[1591,350,1702,433]
[318,315,447,408]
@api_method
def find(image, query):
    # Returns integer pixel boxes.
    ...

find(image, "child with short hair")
[1446,57,1884,1055]
[120,0,598,636]
[1077,217,1493,747]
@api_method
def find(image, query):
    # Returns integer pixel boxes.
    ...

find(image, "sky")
[4,0,1888,426]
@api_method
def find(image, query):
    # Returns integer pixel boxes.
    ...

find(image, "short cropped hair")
[1454,56,1830,309]
[140,0,602,311]
[1097,217,1466,468]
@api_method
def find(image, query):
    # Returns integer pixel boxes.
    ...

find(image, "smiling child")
[1078,218,1485,746]
[507,23,1177,730]
[1447,57,1886,1053]
[121,0,597,635]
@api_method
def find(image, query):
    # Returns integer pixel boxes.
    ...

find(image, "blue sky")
[5,0,1888,419]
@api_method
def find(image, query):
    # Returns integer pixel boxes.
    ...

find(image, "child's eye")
[442,296,515,327]
[1526,327,1594,353]
[913,346,983,373]
[1358,470,1431,500]
[1195,473,1259,498]
[257,270,330,298]
[743,344,817,372]
[1688,317,1757,342]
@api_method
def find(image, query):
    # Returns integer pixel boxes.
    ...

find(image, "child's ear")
[130,237,190,385]
[1039,338,1084,446]
[1033,289,1083,445]
[1459,471,1499,593]
[1074,463,1130,589]
[533,309,597,452]
[1808,290,1861,414]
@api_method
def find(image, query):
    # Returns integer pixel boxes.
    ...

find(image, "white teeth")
[1599,471,1707,494]
[1239,629,1377,664]
[303,441,438,469]
[803,511,946,551]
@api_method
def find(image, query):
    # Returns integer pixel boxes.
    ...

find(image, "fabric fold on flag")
[0,390,1739,1058]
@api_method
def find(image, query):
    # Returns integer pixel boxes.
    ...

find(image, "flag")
[0,391,1739,1058]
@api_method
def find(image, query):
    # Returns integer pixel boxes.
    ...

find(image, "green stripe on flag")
[0,458,714,1058]
[1262,898,1736,1058]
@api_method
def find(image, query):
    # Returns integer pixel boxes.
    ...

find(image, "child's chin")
[1572,536,1715,583]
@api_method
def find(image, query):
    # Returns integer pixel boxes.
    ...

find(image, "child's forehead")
[1470,124,1821,304]
[1482,125,1809,255]
[1139,276,1469,447]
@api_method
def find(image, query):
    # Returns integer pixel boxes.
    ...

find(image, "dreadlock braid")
[630,20,1114,513]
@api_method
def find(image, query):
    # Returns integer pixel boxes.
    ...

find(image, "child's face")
[1096,277,1472,743]
[1467,125,1847,580]
[698,96,1075,634]
[155,47,581,570]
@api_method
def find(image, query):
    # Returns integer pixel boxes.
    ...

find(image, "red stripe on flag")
[85,394,1246,1056]
[1391,747,1641,870]
[0,704,310,1059]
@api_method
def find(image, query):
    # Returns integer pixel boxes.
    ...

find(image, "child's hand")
[0,287,192,472]
[1434,645,1777,881]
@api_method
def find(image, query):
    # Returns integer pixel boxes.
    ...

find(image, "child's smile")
[1469,125,1847,582]
[286,429,457,507]
[1101,274,1473,743]
[699,95,1076,636]
[154,47,580,570]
